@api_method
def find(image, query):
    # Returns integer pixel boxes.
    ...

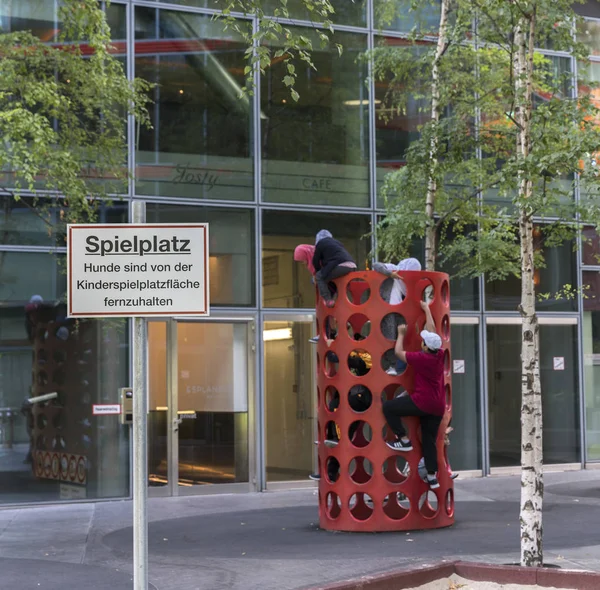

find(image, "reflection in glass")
[577,19,600,57]
[0,253,129,504]
[374,0,440,34]
[135,8,253,200]
[447,323,481,471]
[262,210,370,308]
[264,320,315,481]
[583,271,600,461]
[264,0,366,26]
[485,237,577,312]
[487,324,579,468]
[148,321,250,486]
[375,44,431,206]
[148,322,168,487]
[261,29,369,207]
[146,203,255,306]
[177,323,249,484]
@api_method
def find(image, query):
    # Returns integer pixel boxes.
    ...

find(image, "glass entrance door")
[148,318,254,495]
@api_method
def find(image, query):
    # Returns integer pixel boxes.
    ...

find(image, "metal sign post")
[131,200,148,590]
[66,202,210,590]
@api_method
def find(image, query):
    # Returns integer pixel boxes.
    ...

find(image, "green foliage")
[0,0,151,228]
[217,0,339,102]
[373,0,600,282]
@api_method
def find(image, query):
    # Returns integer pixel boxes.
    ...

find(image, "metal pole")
[132,200,148,590]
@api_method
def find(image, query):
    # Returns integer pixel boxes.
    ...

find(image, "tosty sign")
[67,223,209,318]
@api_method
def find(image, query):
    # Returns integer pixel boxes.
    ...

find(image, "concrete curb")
[308,561,600,590]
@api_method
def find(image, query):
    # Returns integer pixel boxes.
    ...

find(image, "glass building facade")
[1,0,600,503]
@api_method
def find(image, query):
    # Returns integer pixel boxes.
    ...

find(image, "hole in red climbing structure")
[326,492,342,519]
[381,385,408,404]
[346,278,371,305]
[325,421,340,446]
[382,455,409,484]
[381,348,406,376]
[419,490,439,518]
[349,493,373,521]
[324,316,338,341]
[445,489,454,517]
[325,350,339,377]
[349,420,372,448]
[325,386,340,412]
[379,276,409,307]
[441,314,450,340]
[383,493,410,520]
[326,457,340,483]
[443,349,451,376]
[349,456,373,484]
[421,279,435,303]
[317,387,321,408]
[380,313,406,341]
[348,385,372,412]
[347,313,371,340]
[348,349,371,377]
[445,384,451,407]
[441,280,449,305]
[324,282,338,306]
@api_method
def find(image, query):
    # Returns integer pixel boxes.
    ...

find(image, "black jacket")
[312,237,355,278]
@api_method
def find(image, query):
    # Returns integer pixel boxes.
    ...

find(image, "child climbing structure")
[316,270,454,532]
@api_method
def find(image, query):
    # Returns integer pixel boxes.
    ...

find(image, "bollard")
[316,270,454,532]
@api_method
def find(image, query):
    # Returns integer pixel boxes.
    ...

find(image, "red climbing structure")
[316,270,454,532]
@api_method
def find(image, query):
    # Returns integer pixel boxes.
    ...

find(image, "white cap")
[420,330,442,351]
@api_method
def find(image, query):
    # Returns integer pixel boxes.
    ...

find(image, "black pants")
[383,395,442,474]
[316,265,353,301]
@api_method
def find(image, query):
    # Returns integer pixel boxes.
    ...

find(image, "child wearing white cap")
[382,300,445,489]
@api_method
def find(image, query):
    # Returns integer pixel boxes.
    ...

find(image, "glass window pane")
[483,56,573,208]
[374,0,440,34]
[375,43,431,207]
[0,252,130,504]
[263,0,366,26]
[583,271,600,461]
[582,226,600,266]
[262,210,370,308]
[145,203,255,307]
[177,322,249,484]
[487,324,580,468]
[485,238,578,312]
[578,20,600,57]
[448,323,481,471]
[261,30,370,207]
[135,8,253,201]
[264,319,316,481]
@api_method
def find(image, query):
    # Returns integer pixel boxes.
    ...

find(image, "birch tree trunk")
[514,11,544,568]
[425,0,451,271]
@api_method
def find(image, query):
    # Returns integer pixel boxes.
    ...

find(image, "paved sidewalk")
[1,470,600,590]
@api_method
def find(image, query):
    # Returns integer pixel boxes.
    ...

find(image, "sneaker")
[450,472,459,480]
[313,440,319,446]
[308,336,320,344]
[308,473,321,481]
[386,438,413,452]
[385,367,398,376]
[324,439,339,448]
[426,475,440,489]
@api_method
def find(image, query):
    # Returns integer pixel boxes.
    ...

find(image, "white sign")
[92,404,121,415]
[67,224,209,318]
[453,359,465,374]
[553,357,565,371]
